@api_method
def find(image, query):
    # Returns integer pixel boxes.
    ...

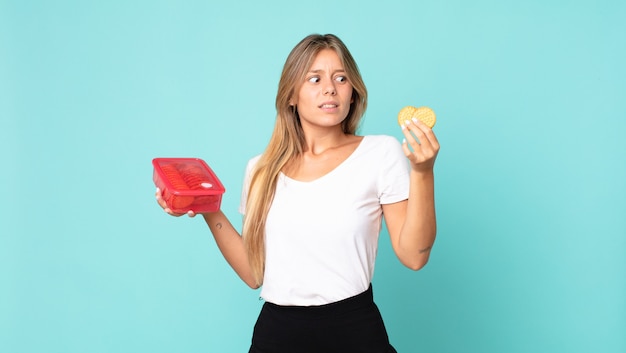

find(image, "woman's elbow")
[240,274,261,289]
[244,279,261,290]
[403,254,430,271]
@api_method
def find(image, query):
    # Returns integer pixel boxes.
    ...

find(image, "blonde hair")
[242,34,368,286]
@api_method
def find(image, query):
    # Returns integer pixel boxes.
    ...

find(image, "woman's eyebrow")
[307,69,346,74]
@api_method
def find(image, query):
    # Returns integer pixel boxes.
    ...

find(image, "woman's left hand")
[400,118,440,173]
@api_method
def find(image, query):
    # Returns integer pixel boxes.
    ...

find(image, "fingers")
[155,188,167,207]
[400,118,440,168]
[401,118,439,149]
[155,188,194,217]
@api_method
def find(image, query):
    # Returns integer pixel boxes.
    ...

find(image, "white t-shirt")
[239,135,409,305]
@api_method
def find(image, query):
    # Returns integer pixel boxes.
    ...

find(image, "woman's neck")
[301,126,351,156]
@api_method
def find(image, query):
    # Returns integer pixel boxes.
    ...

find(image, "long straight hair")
[242,34,368,286]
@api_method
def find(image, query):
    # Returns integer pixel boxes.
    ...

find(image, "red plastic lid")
[152,158,225,196]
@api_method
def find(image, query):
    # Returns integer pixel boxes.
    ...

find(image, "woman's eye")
[308,76,320,83]
[335,76,347,83]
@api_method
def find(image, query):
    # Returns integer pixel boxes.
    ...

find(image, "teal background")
[1,0,624,352]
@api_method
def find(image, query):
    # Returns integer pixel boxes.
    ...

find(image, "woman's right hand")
[155,188,196,217]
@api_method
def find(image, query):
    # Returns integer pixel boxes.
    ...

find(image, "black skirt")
[249,285,398,353]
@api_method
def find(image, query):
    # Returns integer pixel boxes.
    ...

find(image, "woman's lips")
[319,102,339,109]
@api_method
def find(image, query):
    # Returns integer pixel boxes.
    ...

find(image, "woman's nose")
[324,81,336,95]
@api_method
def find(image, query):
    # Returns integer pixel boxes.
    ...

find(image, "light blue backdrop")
[1,0,624,352]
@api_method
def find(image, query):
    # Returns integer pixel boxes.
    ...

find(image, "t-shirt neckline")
[280,135,368,184]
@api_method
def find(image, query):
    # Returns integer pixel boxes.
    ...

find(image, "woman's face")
[292,49,353,131]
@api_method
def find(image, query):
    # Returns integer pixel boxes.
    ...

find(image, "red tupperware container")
[152,157,226,213]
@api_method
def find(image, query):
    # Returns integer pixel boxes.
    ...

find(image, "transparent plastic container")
[152,158,225,213]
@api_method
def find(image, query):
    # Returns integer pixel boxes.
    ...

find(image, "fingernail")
[402,138,407,144]
[412,118,418,123]
[405,120,411,126]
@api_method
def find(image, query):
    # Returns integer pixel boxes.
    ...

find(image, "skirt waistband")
[263,285,374,317]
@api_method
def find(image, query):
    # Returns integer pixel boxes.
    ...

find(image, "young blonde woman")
[156,33,440,353]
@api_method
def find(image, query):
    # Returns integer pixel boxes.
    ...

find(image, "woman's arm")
[156,189,259,289]
[382,118,440,270]
[202,211,259,289]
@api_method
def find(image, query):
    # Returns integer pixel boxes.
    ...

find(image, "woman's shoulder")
[247,154,262,165]
[357,135,405,163]
[362,134,402,148]
[244,154,263,174]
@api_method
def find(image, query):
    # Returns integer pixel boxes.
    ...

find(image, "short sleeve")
[239,155,261,215]
[377,136,410,204]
